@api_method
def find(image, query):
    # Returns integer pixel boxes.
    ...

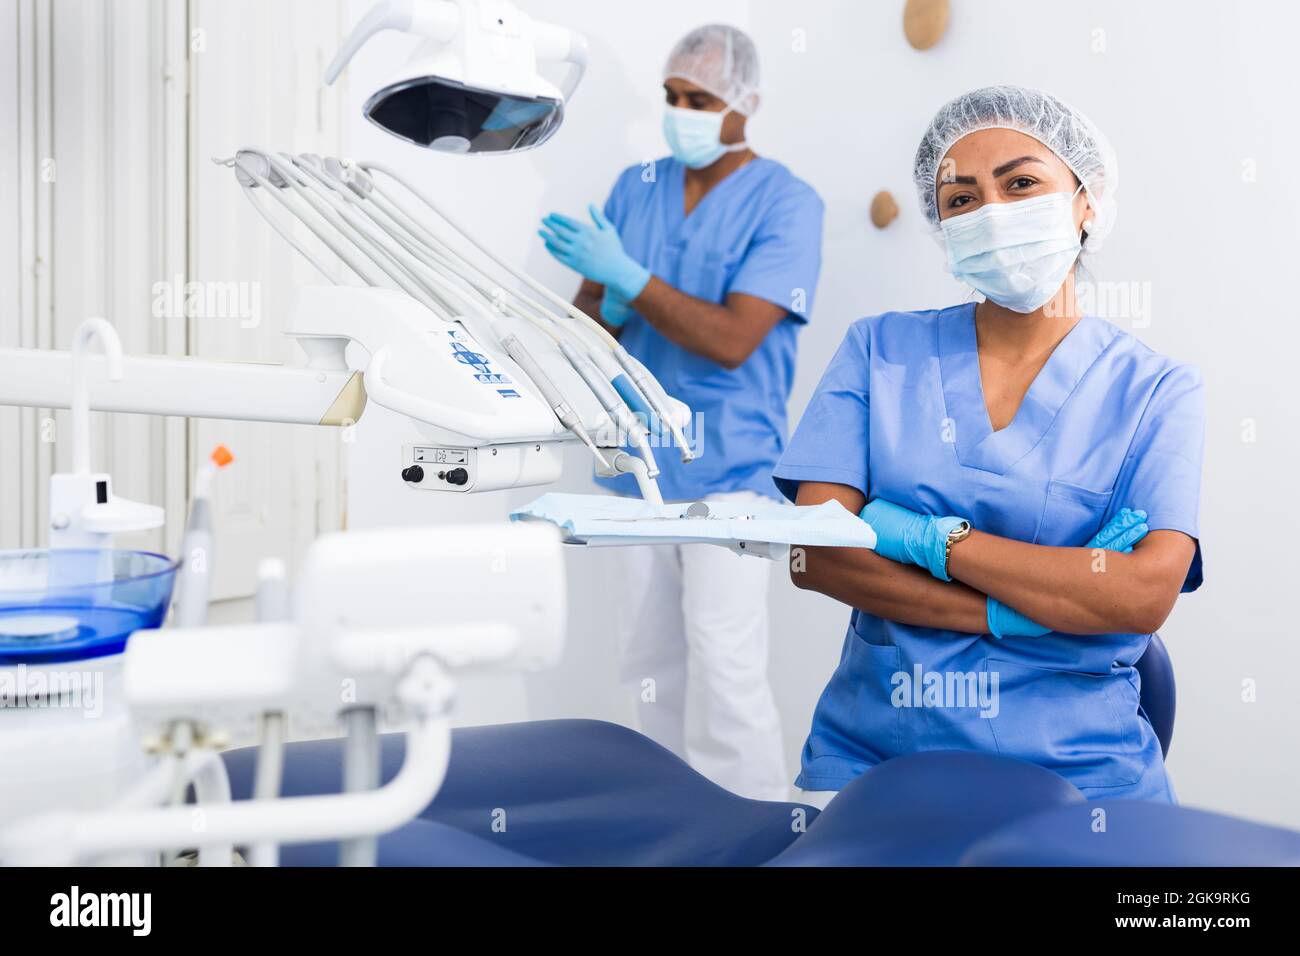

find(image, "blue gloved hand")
[1085,507,1149,553]
[538,205,651,302]
[600,287,637,328]
[859,498,967,582]
[986,599,1050,639]
[987,507,1151,638]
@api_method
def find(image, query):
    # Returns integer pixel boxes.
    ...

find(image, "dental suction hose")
[612,452,663,506]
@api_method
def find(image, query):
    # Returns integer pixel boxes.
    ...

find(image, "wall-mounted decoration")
[871,190,900,229]
[904,0,950,51]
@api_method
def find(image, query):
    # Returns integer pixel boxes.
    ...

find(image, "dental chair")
[221,633,1294,866]
[223,720,1087,867]
[960,801,1300,866]
[223,719,817,866]
[764,750,1084,866]
[1135,632,1175,757]
[954,633,1300,867]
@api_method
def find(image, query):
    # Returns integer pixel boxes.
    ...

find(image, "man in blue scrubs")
[538,24,824,800]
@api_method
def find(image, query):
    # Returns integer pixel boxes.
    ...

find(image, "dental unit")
[0,151,689,503]
[0,0,816,867]
[0,0,691,504]
[3,0,1295,871]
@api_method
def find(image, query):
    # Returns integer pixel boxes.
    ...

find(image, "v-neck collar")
[938,303,1118,475]
[669,156,763,228]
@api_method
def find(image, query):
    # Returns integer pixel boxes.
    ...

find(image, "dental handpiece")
[498,333,610,470]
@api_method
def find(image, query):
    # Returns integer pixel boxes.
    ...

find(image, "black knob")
[445,467,469,486]
[401,465,424,483]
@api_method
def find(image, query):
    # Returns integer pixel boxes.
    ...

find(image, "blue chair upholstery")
[960,800,1300,866]
[1135,632,1175,757]
[247,816,554,867]
[223,719,817,866]
[766,750,1085,867]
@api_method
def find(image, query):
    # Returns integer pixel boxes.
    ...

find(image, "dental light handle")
[324,0,459,85]
[533,20,589,100]
[325,0,588,97]
[71,318,124,475]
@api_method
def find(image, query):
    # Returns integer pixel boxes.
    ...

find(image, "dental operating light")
[325,0,589,154]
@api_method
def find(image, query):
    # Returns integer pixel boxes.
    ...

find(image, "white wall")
[188,0,348,598]
[341,0,1300,826]
[0,0,184,554]
[0,1,27,548]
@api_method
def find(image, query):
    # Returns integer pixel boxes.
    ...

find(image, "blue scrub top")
[773,303,1205,801]
[596,156,825,501]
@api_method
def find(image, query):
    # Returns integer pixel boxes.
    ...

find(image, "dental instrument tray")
[0,549,179,664]
[510,493,878,556]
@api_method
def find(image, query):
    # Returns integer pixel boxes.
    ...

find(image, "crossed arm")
[791,480,1197,636]
[575,278,786,370]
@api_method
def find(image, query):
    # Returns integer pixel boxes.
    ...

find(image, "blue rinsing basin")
[0,549,179,664]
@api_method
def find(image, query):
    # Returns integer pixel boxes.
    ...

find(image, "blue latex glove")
[859,498,966,582]
[985,599,1049,639]
[987,507,1150,638]
[538,205,651,302]
[1085,507,1150,554]
[600,287,636,328]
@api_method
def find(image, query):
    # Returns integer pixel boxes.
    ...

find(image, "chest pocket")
[670,248,749,386]
[1033,480,1113,546]
[674,247,741,305]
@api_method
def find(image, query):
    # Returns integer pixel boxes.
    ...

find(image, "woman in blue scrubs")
[773,86,1204,807]
[538,25,824,800]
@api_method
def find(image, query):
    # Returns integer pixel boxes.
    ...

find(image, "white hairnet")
[913,85,1118,253]
[664,24,760,116]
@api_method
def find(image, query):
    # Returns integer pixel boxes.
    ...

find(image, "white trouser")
[615,491,788,802]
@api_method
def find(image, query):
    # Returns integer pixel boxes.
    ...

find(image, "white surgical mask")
[662,104,748,170]
[940,186,1086,314]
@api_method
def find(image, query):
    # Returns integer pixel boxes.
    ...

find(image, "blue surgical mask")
[662,105,747,170]
[940,186,1086,313]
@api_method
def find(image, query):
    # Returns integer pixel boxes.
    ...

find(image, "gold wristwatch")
[944,520,972,579]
